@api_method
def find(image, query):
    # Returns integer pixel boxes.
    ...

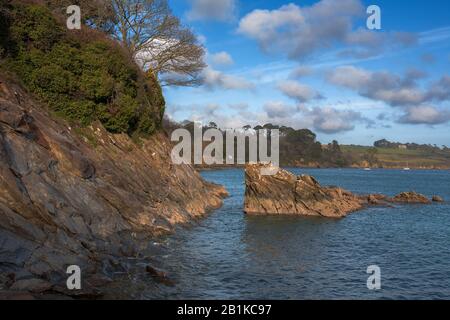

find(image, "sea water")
[132,168,450,300]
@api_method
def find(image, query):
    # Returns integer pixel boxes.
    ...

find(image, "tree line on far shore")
[163,120,350,167]
[164,120,450,168]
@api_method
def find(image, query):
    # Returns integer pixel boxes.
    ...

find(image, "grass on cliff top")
[0,2,165,139]
[341,145,450,167]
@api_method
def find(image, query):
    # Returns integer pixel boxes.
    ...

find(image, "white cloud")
[172,101,371,134]
[326,65,371,89]
[197,34,207,44]
[373,88,426,107]
[310,107,363,133]
[326,66,450,127]
[277,80,323,103]
[263,101,297,118]
[328,66,450,110]
[398,106,450,125]
[187,0,237,22]
[237,0,361,59]
[237,0,416,60]
[327,66,428,106]
[238,4,305,47]
[201,67,254,90]
[211,51,234,67]
[427,75,450,102]
[263,104,370,134]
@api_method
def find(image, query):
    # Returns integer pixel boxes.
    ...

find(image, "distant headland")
[164,120,450,170]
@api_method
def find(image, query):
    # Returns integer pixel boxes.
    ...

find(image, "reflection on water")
[115,168,450,299]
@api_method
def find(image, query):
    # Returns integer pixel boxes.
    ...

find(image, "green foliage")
[0,3,11,58]
[280,128,324,165]
[104,94,140,133]
[9,4,63,53]
[30,64,76,94]
[1,3,165,137]
[79,70,115,101]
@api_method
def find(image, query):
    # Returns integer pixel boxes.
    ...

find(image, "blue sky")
[165,0,450,146]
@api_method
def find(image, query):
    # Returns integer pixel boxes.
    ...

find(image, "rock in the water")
[244,164,439,217]
[365,194,389,205]
[244,163,364,218]
[392,192,431,204]
[432,196,444,203]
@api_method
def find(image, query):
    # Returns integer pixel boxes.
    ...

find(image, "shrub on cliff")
[0,2,165,138]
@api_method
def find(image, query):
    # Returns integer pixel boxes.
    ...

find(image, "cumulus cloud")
[327,66,450,126]
[402,69,428,87]
[327,66,371,90]
[426,75,450,102]
[277,81,323,103]
[187,0,236,22]
[345,28,384,48]
[327,66,430,106]
[264,103,372,134]
[398,106,450,125]
[263,101,298,118]
[328,66,450,109]
[308,107,368,134]
[174,101,372,134]
[237,0,416,60]
[201,67,254,90]
[179,105,260,129]
[211,51,234,66]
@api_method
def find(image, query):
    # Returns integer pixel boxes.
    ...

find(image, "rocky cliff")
[0,75,227,297]
[244,164,441,217]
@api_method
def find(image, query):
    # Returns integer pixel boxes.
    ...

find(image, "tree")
[110,0,205,87]
[46,0,206,87]
[208,122,218,129]
[45,0,116,32]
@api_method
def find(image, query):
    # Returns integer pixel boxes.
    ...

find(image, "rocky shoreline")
[0,76,444,299]
[244,164,443,217]
[0,76,228,299]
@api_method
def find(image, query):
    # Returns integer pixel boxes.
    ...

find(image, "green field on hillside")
[341,145,450,168]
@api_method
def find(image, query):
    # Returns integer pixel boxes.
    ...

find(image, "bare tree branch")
[107,0,205,87]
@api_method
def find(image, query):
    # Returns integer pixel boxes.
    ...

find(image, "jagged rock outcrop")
[244,164,364,218]
[0,76,228,297]
[392,192,432,204]
[244,164,439,217]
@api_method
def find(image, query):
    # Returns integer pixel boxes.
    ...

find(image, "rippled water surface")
[135,168,450,299]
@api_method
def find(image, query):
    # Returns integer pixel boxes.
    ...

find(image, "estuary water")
[137,168,450,299]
